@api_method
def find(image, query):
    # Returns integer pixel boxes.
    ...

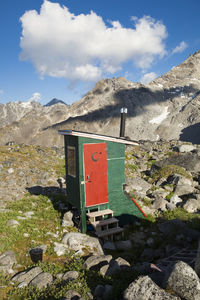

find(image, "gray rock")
[63,290,81,300]
[100,261,120,276]
[123,275,180,299]
[178,144,196,153]
[183,198,200,213]
[54,242,68,256]
[29,272,53,289]
[125,177,151,197]
[62,270,79,282]
[174,184,194,196]
[24,211,34,218]
[6,219,20,227]
[152,197,168,211]
[151,153,200,173]
[12,266,43,284]
[165,261,200,300]
[61,232,103,255]
[62,211,74,227]
[83,255,112,270]
[0,250,16,274]
[18,281,28,288]
[115,257,130,269]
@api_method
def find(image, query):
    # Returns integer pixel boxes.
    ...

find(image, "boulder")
[62,271,79,282]
[62,211,74,227]
[61,232,103,255]
[150,152,200,173]
[12,266,43,284]
[29,272,53,289]
[83,255,112,270]
[178,144,196,153]
[123,275,180,300]
[183,198,200,213]
[125,177,151,197]
[165,261,200,300]
[0,250,17,274]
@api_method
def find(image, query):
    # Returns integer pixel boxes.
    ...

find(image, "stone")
[174,184,194,196]
[64,290,81,300]
[183,198,200,213]
[125,177,151,197]
[6,219,20,227]
[24,211,34,218]
[0,250,16,274]
[152,197,168,211]
[123,275,180,300]
[83,255,112,270]
[12,266,43,284]
[62,211,74,227]
[165,261,200,300]
[54,242,68,256]
[62,270,79,282]
[115,257,130,269]
[100,260,120,276]
[61,232,103,255]
[29,272,53,289]
[178,144,196,153]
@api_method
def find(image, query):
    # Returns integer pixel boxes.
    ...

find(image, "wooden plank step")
[97,227,123,238]
[95,217,119,227]
[87,209,113,218]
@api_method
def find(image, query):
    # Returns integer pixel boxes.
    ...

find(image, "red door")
[83,143,108,207]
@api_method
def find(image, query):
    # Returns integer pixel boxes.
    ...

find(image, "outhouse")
[58,130,146,234]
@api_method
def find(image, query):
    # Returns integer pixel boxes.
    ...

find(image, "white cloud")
[27,92,41,102]
[172,41,188,54]
[20,0,167,82]
[0,90,3,95]
[140,72,157,84]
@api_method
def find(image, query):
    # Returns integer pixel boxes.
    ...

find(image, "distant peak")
[44,98,68,106]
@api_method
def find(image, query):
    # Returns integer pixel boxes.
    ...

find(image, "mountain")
[1,50,200,146]
[44,98,68,106]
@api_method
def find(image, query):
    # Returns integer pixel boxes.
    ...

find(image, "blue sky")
[0,0,200,105]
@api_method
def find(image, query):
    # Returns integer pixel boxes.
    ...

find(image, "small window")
[67,146,76,177]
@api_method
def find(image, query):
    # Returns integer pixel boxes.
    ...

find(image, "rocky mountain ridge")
[1,50,200,146]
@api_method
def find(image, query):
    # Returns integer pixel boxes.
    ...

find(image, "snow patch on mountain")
[149,107,169,124]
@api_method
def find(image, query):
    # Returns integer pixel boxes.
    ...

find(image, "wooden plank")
[97,227,123,238]
[87,209,113,218]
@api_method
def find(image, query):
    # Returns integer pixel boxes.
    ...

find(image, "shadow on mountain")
[180,123,200,144]
[43,84,200,131]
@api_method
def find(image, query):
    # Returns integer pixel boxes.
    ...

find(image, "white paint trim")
[58,130,138,146]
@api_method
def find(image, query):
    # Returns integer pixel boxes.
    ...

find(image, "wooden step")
[87,209,113,223]
[97,227,124,240]
[95,217,119,232]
